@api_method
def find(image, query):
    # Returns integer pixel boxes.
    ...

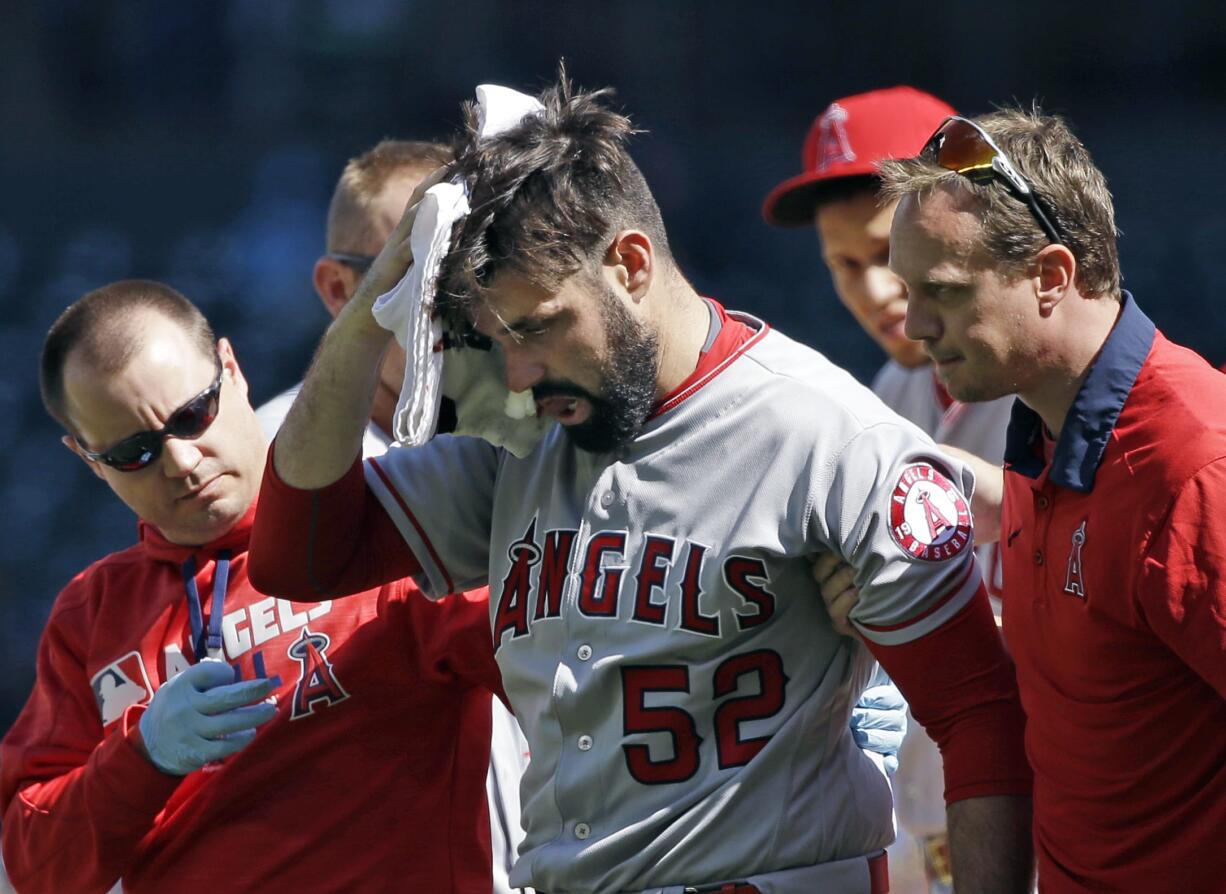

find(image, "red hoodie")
[1,503,504,894]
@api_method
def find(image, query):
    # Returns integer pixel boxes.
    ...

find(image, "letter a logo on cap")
[815,103,857,172]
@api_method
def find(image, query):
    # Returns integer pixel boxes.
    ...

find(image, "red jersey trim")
[367,457,456,594]
[858,560,976,634]
[650,310,768,419]
[931,370,956,413]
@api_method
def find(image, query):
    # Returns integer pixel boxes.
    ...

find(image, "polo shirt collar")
[1003,291,1155,492]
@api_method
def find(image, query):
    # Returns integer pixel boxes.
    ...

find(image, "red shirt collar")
[932,371,957,412]
[650,299,760,418]
[138,501,256,564]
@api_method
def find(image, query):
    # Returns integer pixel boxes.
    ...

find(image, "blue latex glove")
[850,681,908,776]
[138,659,278,776]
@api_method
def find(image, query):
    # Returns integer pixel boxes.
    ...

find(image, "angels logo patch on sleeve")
[889,462,973,562]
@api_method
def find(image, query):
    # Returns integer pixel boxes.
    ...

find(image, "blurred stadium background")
[1,0,1225,745]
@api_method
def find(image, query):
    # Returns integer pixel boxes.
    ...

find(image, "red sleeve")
[1137,460,1226,696]
[863,583,1032,804]
[248,440,421,599]
[1,598,181,894]
[402,584,510,711]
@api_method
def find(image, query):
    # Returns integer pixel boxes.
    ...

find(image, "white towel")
[442,343,551,457]
[370,181,469,447]
[371,84,550,457]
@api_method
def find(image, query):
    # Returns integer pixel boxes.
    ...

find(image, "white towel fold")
[370,84,550,457]
[370,181,469,447]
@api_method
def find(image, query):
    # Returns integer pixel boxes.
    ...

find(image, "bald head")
[41,280,216,433]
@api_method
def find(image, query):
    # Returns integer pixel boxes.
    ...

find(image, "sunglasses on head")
[923,115,1066,246]
[77,360,225,472]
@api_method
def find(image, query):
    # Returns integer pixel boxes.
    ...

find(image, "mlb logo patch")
[91,651,153,726]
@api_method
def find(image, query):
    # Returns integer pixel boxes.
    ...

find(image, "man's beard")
[533,287,660,454]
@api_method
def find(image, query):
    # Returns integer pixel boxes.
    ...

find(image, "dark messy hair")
[437,68,670,313]
[41,279,216,432]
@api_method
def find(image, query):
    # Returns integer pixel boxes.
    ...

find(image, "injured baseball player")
[249,72,1034,894]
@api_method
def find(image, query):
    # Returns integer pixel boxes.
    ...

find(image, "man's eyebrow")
[920,278,972,291]
[502,309,560,335]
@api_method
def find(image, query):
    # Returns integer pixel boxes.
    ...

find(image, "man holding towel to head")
[257,133,904,894]
[256,137,534,894]
[250,73,1034,894]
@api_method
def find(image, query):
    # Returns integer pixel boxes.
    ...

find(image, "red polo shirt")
[1000,294,1226,893]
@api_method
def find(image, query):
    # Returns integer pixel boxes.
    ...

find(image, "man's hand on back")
[812,551,861,639]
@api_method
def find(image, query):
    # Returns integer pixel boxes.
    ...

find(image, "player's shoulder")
[1122,333,1226,473]
[739,325,924,439]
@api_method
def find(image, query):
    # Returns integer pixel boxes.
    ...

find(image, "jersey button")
[1033,549,1044,565]
[577,734,593,751]
[600,491,615,508]
[576,644,593,661]
[574,822,591,840]
[1036,495,1051,510]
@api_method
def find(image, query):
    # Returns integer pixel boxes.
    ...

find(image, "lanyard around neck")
[182,551,231,661]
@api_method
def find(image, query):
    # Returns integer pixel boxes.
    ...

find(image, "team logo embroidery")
[1064,520,1088,598]
[814,102,857,172]
[91,651,153,726]
[287,627,349,720]
[889,463,973,561]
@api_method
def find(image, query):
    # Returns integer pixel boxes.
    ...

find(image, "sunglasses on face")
[326,251,377,274]
[923,115,1066,246]
[77,362,225,472]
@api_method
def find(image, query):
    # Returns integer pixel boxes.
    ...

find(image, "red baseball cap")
[762,86,956,227]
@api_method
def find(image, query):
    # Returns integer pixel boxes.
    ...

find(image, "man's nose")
[160,437,203,478]
[501,343,547,394]
[904,291,941,342]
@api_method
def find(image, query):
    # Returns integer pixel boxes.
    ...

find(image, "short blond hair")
[879,107,1120,298]
[326,139,452,253]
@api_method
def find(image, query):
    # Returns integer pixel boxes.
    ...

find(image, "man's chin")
[163,493,249,546]
[940,369,1011,405]
[885,341,931,370]
[561,423,623,454]
[560,413,644,454]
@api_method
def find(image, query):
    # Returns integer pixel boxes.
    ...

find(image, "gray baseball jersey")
[364,309,982,894]
[256,385,533,894]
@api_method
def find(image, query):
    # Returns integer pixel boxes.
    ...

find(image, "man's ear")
[63,435,106,480]
[604,230,654,303]
[217,337,250,398]
[1034,244,1077,318]
[313,256,357,318]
